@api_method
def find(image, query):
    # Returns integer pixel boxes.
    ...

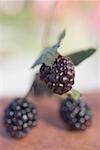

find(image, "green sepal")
[67,89,82,101]
[31,29,65,68]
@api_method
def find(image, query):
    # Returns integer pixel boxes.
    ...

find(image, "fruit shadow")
[39,107,84,133]
[0,99,12,139]
[0,116,12,139]
[38,104,67,131]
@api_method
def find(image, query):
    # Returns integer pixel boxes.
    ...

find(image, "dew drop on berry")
[28,113,33,120]
[75,123,80,128]
[16,105,21,111]
[23,123,28,128]
[23,102,28,108]
[9,111,14,116]
[31,108,37,114]
[7,119,12,124]
[18,120,23,125]
[85,115,90,121]
[80,118,85,123]
[22,115,28,122]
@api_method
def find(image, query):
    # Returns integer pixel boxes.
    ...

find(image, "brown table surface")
[0,92,100,150]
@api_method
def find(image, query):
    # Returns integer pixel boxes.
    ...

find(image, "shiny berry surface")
[40,55,75,95]
[60,98,92,130]
[4,98,38,138]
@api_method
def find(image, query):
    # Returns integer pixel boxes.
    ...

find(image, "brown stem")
[24,78,35,100]
[25,1,58,100]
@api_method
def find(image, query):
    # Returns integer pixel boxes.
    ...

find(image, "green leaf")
[31,29,66,68]
[67,48,96,66]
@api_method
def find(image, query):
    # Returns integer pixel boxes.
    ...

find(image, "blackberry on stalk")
[4,98,38,138]
[32,30,96,97]
[40,55,75,95]
[59,95,92,130]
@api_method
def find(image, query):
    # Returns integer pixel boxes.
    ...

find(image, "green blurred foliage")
[0,9,33,27]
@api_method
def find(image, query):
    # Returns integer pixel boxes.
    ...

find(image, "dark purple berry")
[40,55,75,95]
[59,97,92,130]
[4,98,38,138]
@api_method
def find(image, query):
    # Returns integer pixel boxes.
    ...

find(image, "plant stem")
[24,78,35,99]
[25,1,58,99]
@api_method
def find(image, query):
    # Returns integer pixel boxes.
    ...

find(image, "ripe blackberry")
[4,98,38,138]
[60,97,92,130]
[40,55,75,95]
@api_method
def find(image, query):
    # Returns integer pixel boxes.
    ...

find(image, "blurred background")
[0,0,99,98]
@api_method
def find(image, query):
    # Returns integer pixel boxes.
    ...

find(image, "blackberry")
[60,97,92,130]
[40,55,75,95]
[4,98,38,138]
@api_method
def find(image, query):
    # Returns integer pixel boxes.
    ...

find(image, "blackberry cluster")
[60,97,92,130]
[4,98,38,138]
[40,55,75,95]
